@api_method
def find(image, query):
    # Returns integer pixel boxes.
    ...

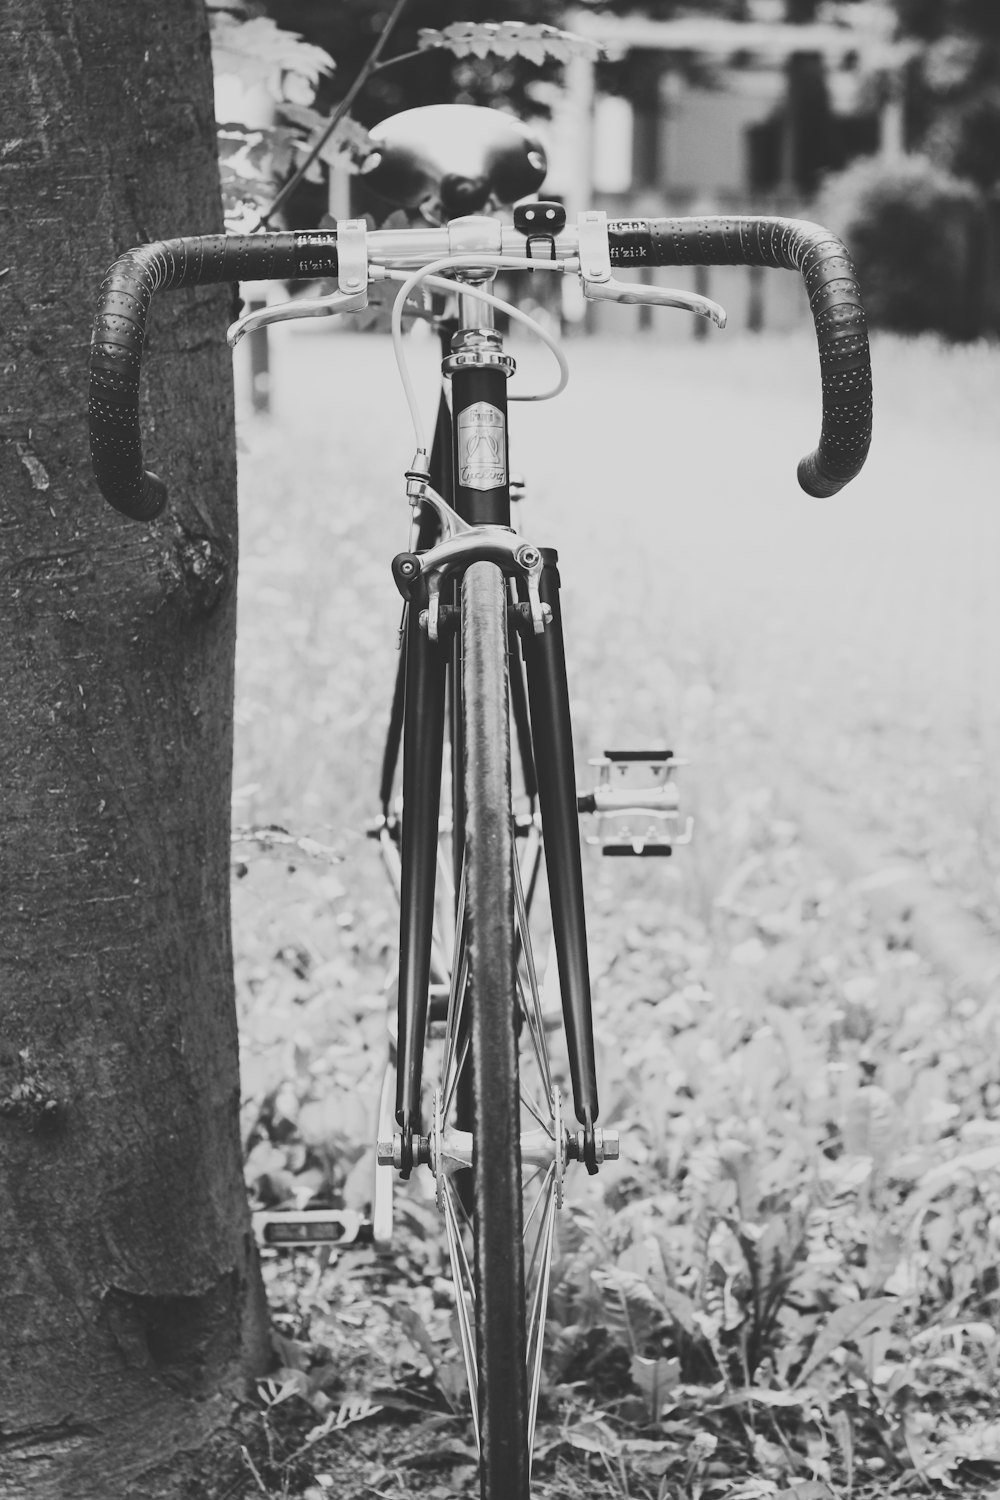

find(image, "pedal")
[577,748,692,857]
[253,1208,374,1250]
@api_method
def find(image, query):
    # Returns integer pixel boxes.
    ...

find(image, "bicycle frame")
[379,297,601,1179]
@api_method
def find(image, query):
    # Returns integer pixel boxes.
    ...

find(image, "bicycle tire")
[431,560,562,1495]
[461,560,530,1496]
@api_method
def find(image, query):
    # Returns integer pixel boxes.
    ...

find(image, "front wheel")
[432,561,563,1498]
[463,560,530,1494]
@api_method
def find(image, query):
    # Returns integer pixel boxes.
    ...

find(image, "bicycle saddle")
[365,104,547,222]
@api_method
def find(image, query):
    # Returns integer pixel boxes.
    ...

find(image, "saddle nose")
[439,173,491,217]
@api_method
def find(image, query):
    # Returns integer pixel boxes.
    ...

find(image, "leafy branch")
[252,0,411,230]
[217,11,605,232]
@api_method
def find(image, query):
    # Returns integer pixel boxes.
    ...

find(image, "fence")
[578,188,1000,342]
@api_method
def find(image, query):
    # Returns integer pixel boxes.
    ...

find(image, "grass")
[229,326,1000,1498]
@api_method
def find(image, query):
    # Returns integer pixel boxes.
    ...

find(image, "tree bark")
[0,2,269,1495]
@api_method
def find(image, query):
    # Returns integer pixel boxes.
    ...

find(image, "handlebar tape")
[608,216,872,497]
[90,218,870,517]
[89,233,339,519]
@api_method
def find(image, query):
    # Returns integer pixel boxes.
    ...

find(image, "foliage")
[263,0,570,126]
[893,0,1000,187]
[817,153,985,339]
[223,328,1000,1495]
[894,0,1000,44]
[416,21,601,67]
[232,674,1000,1492]
[210,6,601,228]
[211,10,335,96]
[233,785,1000,1495]
[209,1,344,225]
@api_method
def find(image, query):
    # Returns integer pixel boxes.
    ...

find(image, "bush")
[817,153,985,340]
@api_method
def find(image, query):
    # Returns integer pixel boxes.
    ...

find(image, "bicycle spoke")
[518,819,543,915]
[519,1083,554,1137]
[524,1164,556,1293]
[440,860,468,1101]
[442,1030,470,1123]
[521,1164,549,1240]
[439,1126,558,1468]
[516,982,556,1124]
[525,1172,557,1465]
[512,847,553,1104]
[442,1174,480,1449]
[436,835,456,965]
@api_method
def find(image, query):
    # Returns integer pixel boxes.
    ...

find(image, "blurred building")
[548,2,909,217]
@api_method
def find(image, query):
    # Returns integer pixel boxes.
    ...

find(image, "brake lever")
[584,277,727,328]
[576,208,726,328]
[228,217,375,348]
[227,288,369,348]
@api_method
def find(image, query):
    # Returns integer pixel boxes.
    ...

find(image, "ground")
[227,323,1000,1499]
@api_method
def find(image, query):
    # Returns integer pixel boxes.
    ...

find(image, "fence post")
[694,263,710,339]
[747,263,764,332]
[246,300,270,415]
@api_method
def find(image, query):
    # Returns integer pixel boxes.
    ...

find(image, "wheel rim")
[432,825,560,1479]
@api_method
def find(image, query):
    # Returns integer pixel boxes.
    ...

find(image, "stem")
[369,48,424,73]
[254,0,411,232]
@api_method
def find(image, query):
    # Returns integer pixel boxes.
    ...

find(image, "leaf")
[210,14,334,98]
[719,1137,760,1221]
[724,1484,785,1500]
[566,1416,621,1455]
[660,1284,701,1337]
[270,1328,312,1372]
[829,1409,854,1494]
[417,22,602,66]
[391,1302,441,1371]
[685,1431,718,1464]
[686,1142,726,1205]
[911,1145,1000,1204]
[843,1085,896,1165]
[259,1369,309,1405]
[631,1354,680,1418]
[795,1298,900,1387]
[591,1266,668,1347]
[719,1388,811,1408]
[304,1397,383,1444]
[277,105,375,170]
[772,1486,837,1500]
[938,1419,1000,1466]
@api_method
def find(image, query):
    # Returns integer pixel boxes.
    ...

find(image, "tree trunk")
[0,2,269,1495]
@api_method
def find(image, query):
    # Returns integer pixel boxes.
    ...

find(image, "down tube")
[520,550,599,1128]
[395,576,447,1156]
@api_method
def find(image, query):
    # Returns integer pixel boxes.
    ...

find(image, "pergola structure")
[559,8,915,211]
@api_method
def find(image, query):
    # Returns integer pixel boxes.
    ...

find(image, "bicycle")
[89,102,872,1499]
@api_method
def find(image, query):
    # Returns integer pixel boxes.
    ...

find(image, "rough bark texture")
[0,2,269,1494]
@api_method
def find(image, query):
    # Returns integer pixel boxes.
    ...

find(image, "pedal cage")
[253,1207,374,1250]
[579,748,692,857]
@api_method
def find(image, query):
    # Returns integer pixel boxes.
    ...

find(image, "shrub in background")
[817,153,986,340]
